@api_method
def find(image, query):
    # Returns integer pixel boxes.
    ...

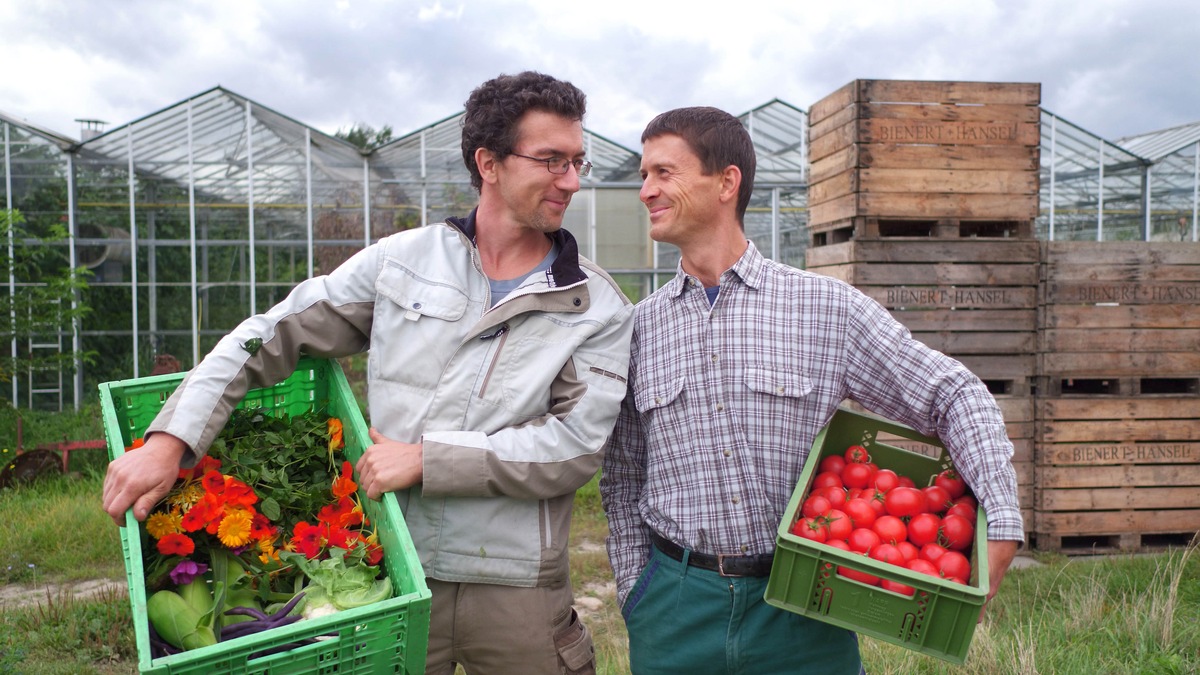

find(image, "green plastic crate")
[764,407,989,665]
[100,356,431,675]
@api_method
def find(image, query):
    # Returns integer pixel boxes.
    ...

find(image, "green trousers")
[623,545,863,675]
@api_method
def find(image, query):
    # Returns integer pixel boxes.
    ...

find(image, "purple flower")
[169,560,209,585]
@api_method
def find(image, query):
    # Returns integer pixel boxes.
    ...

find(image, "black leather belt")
[650,531,774,578]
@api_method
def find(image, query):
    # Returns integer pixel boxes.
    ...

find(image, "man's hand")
[356,428,423,500]
[101,433,187,526]
[979,539,1020,621]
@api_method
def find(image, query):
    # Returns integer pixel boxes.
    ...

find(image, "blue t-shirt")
[705,285,720,306]
[489,240,561,307]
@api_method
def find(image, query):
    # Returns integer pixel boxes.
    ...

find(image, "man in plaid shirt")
[600,106,1023,674]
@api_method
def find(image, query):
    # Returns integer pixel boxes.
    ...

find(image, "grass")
[2,471,1198,674]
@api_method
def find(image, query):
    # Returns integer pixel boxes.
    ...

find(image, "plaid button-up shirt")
[601,241,1023,604]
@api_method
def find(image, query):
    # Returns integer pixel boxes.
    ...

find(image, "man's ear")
[476,148,500,185]
[718,165,742,205]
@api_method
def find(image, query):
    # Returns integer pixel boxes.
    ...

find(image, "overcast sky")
[2,0,1196,150]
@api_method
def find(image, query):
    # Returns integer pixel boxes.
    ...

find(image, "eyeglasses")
[509,152,593,177]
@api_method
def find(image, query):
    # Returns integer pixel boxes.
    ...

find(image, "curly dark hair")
[641,106,756,224]
[461,71,587,191]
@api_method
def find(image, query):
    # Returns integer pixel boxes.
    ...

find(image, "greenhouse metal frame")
[1,85,1197,409]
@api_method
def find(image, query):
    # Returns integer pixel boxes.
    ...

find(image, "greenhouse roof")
[1117,120,1200,162]
[739,99,807,184]
[0,109,77,149]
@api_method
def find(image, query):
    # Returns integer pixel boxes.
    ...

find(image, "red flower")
[290,521,328,559]
[157,533,195,557]
[181,501,212,532]
[332,461,357,499]
[202,470,226,495]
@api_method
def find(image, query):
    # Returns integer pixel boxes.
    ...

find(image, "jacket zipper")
[477,323,509,398]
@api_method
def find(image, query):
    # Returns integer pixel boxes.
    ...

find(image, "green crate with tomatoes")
[764,406,988,665]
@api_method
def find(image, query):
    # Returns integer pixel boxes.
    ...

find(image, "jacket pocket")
[374,262,469,321]
[553,609,596,674]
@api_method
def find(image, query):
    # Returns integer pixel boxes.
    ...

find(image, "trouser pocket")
[553,608,595,674]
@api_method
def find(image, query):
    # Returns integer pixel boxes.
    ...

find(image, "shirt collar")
[666,239,766,297]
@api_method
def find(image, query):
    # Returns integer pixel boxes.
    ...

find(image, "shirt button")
[711,354,719,362]
[741,545,749,553]
[777,386,786,394]
[731,496,740,504]
[654,397,662,404]
[413,302,423,309]
[723,450,732,457]
[716,404,724,412]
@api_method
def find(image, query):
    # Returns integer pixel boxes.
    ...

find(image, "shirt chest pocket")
[634,376,684,415]
[742,369,812,400]
[372,264,471,388]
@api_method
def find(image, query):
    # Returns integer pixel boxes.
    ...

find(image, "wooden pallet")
[810,216,1034,247]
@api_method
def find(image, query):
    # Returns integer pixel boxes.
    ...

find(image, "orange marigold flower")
[157,532,195,557]
[146,510,183,539]
[327,418,344,452]
[332,461,357,499]
[217,508,254,548]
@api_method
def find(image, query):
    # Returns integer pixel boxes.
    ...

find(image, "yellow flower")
[257,538,280,565]
[146,510,183,539]
[166,482,205,510]
[217,509,254,548]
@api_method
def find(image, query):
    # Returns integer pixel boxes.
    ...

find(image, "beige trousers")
[424,578,596,675]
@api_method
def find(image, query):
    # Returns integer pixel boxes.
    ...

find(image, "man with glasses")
[103,71,632,674]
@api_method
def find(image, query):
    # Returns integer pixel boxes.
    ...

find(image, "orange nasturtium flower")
[157,532,195,557]
[327,418,344,452]
[125,437,145,452]
[201,470,226,495]
[289,521,329,559]
[332,461,357,499]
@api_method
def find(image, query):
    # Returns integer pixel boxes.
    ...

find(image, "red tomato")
[844,445,870,464]
[837,560,880,586]
[873,469,900,493]
[802,494,833,519]
[936,550,971,581]
[872,515,907,545]
[790,517,828,543]
[847,527,882,554]
[842,498,878,529]
[884,487,927,518]
[897,475,916,489]
[866,489,888,516]
[895,541,920,563]
[906,558,940,577]
[841,462,875,490]
[935,469,967,499]
[845,488,865,501]
[817,486,847,509]
[922,485,953,514]
[824,538,851,551]
[880,578,915,597]
[919,543,948,563]
[813,471,843,490]
[945,502,976,522]
[870,543,905,567]
[824,509,853,540]
[952,494,978,510]
[939,514,975,551]
[906,513,942,548]
[819,455,847,475]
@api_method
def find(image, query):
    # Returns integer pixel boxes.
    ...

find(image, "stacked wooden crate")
[804,80,1042,539]
[1034,242,1200,552]
[807,79,1041,246]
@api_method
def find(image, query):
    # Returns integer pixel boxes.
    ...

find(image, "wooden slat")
[861,144,1040,171]
[1042,280,1200,305]
[808,193,859,225]
[1042,241,1200,266]
[858,118,1040,147]
[809,145,860,185]
[810,239,1041,265]
[1039,304,1200,329]
[912,331,1035,354]
[861,286,1037,310]
[891,308,1038,333]
[860,102,1041,124]
[859,80,1040,106]
[1039,398,1200,421]
[857,192,1040,220]
[1036,441,1200,467]
[1035,508,1200,536]
[808,120,857,163]
[1041,328,1200,353]
[1038,418,1200,444]
[827,261,1039,286]
[858,168,1038,195]
[808,80,858,126]
[807,169,856,206]
[1039,465,1200,488]
[807,103,860,145]
[1039,352,1200,378]
[1037,486,1200,511]
[1041,263,1200,283]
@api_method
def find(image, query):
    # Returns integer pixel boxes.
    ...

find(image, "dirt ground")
[0,577,127,610]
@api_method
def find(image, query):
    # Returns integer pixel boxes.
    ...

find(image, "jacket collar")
[448,208,587,288]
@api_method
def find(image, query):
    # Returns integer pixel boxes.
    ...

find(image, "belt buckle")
[717,554,744,578]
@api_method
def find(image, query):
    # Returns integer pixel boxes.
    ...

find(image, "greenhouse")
[1,85,1198,410]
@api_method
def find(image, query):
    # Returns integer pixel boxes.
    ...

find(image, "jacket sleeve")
[420,299,634,500]
[842,289,1025,543]
[599,378,651,608]
[145,244,383,467]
